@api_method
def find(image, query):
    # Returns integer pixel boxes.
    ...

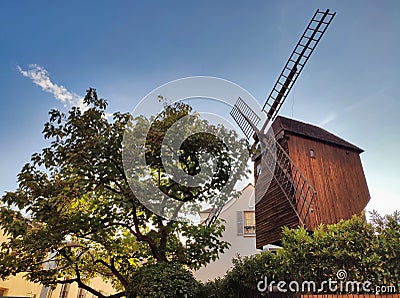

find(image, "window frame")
[77,288,86,298]
[0,287,8,297]
[59,283,71,298]
[243,210,256,236]
[309,149,316,158]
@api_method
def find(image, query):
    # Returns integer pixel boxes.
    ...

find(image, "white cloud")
[17,64,87,111]
[318,112,337,126]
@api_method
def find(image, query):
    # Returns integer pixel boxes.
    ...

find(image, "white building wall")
[194,184,261,282]
[0,231,116,298]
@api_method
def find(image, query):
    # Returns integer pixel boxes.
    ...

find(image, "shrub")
[131,262,200,298]
[199,212,400,296]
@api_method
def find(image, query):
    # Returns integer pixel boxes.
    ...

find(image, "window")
[47,288,54,298]
[59,283,70,298]
[237,211,256,236]
[244,211,256,235]
[78,289,86,298]
[309,149,315,158]
[0,287,7,296]
[254,160,262,184]
[39,287,53,298]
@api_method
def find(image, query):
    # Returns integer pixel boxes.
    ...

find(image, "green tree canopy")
[0,89,250,298]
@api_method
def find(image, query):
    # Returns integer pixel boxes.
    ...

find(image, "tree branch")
[55,250,125,298]
[93,258,128,288]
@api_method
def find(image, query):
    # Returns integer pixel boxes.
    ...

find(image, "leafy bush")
[131,262,200,298]
[200,212,400,297]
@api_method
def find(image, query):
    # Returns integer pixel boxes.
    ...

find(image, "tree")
[200,212,400,297]
[370,210,400,286]
[0,89,250,297]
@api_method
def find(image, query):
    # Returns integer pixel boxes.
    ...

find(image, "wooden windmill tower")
[230,9,370,247]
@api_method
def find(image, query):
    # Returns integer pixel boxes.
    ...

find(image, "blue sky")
[0,1,399,216]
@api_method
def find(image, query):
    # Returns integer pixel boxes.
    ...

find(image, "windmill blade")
[262,9,336,127]
[257,133,318,226]
[230,97,261,139]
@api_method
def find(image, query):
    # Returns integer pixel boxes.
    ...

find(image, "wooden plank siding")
[256,138,300,248]
[286,134,370,226]
[255,116,370,248]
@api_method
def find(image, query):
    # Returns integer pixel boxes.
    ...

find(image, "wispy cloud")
[318,112,337,126]
[318,87,389,127]
[17,64,87,111]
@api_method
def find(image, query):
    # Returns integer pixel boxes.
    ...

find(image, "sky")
[0,1,399,217]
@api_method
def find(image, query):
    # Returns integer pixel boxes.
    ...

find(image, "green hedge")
[197,212,400,297]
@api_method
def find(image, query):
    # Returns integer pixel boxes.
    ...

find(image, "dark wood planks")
[255,130,370,248]
[256,138,300,248]
[287,134,370,226]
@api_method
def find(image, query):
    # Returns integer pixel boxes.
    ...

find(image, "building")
[0,230,115,298]
[194,184,261,281]
[254,116,370,248]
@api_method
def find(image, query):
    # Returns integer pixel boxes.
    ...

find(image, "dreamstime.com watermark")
[257,270,398,294]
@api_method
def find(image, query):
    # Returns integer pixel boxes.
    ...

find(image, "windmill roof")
[271,116,364,153]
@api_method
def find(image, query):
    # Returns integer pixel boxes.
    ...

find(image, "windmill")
[229,9,367,246]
